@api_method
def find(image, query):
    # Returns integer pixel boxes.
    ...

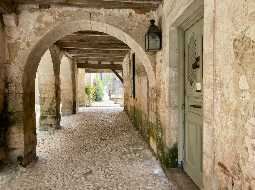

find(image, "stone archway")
[19,19,156,165]
[23,20,155,93]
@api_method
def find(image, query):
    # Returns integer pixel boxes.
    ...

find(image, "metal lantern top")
[145,19,162,52]
[147,20,161,34]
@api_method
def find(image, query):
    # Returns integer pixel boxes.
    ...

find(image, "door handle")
[190,105,202,109]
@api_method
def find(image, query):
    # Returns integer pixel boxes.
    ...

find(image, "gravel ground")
[0,107,174,190]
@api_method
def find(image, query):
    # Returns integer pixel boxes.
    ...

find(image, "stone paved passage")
[0,107,174,190]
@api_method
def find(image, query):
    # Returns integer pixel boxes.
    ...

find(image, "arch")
[22,20,155,95]
[19,19,156,163]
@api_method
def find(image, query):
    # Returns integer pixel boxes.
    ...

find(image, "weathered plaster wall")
[156,0,255,188]
[124,52,172,167]
[124,52,149,115]
[123,0,191,175]
[123,52,149,128]
[212,0,255,189]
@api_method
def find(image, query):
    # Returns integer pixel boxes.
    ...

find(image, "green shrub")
[95,80,104,101]
[165,143,178,168]
[85,85,96,104]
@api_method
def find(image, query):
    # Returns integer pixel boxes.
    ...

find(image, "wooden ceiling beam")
[77,63,122,70]
[13,0,162,11]
[0,0,16,14]
[60,35,119,42]
[57,42,128,49]
[65,49,129,53]
[54,25,131,62]
[85,69,114,73]
[63,47,130,51]
[70,53,127,58]
[73,56,124,61]
[56,40,128,46]
[111,69,123,83]
[77,57,124,62]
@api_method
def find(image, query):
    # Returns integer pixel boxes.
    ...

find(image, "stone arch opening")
[23,20,155,94]
[21,19,155,164]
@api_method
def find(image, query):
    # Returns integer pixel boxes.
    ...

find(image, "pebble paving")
[0,107,174,190]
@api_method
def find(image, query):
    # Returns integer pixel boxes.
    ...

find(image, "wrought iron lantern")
[145,19,162,52]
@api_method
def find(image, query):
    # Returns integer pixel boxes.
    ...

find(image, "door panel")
[184,18,203,188]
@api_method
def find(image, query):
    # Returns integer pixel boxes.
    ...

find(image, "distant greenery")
[165,143,178,168]
[95,80,104,101]
[85,74,115,104]
[85,85,96,104]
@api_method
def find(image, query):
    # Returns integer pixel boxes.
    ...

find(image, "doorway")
[183,18,203,188]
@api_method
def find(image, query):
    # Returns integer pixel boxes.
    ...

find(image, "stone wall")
[125,0,255,188]
[123,52,167,165]
[0,18,5,115]
[209,0,255,188]
[155,0,255,188]
[0,16,7,160]
[2,0,254,188]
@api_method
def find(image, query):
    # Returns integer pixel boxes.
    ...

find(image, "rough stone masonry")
[0,0,254,189]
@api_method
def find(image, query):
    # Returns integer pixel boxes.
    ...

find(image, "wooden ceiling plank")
[77,63,122,70]
[57,43,129,50]
[67,51,126,57]
[77,57,124,62]
[63,47,130,51]
[13,0,162,11]
[65,49,129,54]
[0,0,16,14]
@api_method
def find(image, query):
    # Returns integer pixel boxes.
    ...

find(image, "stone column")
[5,65,37,165]
[77,69,86,107]
[0,16,7,160]
[49,45,62,128]
[123,53,131,111]
[60,55,77,115]
[38,50,60,130]
[72,63,78,114]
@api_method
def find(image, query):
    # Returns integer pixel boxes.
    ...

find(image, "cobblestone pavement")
[0,107,174,190]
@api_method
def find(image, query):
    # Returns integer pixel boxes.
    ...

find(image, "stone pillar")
[0,18,7,161]
[38,50,60,130]
[72,63,78,114]
[123,53,131,111]
[49,45,62,128]
[77,69,86,107]
[0,18,6,116]
[60,55,77,115]
[6,66,37,165]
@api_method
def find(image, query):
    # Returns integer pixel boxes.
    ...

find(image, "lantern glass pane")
[149,34,160,50]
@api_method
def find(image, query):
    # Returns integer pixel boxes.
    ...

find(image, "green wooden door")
[184,18,203,188]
